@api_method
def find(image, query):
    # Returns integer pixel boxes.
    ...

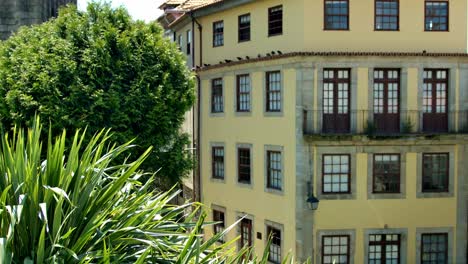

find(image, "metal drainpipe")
[191,12,203,203]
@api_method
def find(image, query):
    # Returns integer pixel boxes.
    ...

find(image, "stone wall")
[0,0,77,40]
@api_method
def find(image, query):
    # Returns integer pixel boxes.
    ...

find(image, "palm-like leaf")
[0,117,302,263]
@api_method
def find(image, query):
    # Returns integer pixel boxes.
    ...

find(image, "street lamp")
[306,195,320,210]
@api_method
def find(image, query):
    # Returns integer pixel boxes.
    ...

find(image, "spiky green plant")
[0,118,303,263]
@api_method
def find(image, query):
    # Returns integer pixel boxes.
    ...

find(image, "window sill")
[264,111,283,117]
[210,177,225,184]
[265,187,284,196]
[416,191,453,199]
[237,181,253,189]
[210,112,225,118]
[368,192,405,200]
[317,193,355,200]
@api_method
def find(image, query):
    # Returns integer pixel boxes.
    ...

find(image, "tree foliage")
[0,3,195,187]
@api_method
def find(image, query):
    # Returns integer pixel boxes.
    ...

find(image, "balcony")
[302,110,468,137]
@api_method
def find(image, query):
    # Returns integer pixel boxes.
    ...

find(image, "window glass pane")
[213,21,224,46]
[268,6,283,36]
[323,155,350,193]
[423,153,449,192]
[322,235,349,264]
[425,2,448,31]
[325,1,349,30]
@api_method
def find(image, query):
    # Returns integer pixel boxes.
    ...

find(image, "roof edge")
[196,51,468,72]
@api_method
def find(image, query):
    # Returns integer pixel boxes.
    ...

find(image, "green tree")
[0,3,195,187]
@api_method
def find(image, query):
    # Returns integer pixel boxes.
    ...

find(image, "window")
[322,235,349,264]
[266,71,282,112]
[177,34,182,50]
[322,154,350,194]
[423,69,448,132]
[213,21,224,47]
[375,0,399,30]
[373,154,400,193]
[211,78,223,113]
[213,209,225,242]
[268,5,283,36]
[322,69,350,133]
[422,153,449,192]
[368,234,401,264]
[186,30,191,54]
[240,218,253,248]
[373,69,400,133]
[238,14,251,42]
[324,0,349,30]
[267,151,282,190]
[236,74,251,112]
[267,226,282,264]
[421,233,448,264]
[425,1,449,31]
[238,148,251,184]
[212,147,224,179]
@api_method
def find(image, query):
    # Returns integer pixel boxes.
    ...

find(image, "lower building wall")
[307,142,465,263]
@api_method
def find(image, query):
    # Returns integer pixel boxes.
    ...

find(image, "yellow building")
[160,0,468,263]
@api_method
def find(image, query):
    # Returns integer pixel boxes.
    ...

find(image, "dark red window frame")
[368,234,401,264]
[212,146,224,179]
[267,150,282,190]
[266,71,282,112]
[324,0,349,30]
[238,148,251,184]
[268,5,283,36]
[422,153,449,193]
[322,235,350,264]
[374,0,399,31]
[322,68,351,133]
[213,20,224,47]
[373,69,400,133]
[236,74,251,112]
[238,13,251,42]
[425,1,449,32]
[267,226,282,264]
[322,154,351,194]
[211,78,223,113]
[373,154,401,193]
[240,218,253,248]
[213,209,225,241]
[421,233,448,264]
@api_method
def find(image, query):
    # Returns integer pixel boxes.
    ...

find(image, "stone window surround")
[210,77,225,117]
[363,228,408,264]
[264,145,285,195]
[367,148,407,200]
[264,220,284,264]
[415,227,453,264]
[316,146,357,200]
[316,67,358,133]
[210,142,226,183]
[211,204,227,243]
[236,143,254,189]
[263,69,284,117]
[316,229,356,264]
[234,71,253,117]
[416,146,455,198]
[236,211,255,251]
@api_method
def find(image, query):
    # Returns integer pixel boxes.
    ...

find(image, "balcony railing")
[303,110,468,136]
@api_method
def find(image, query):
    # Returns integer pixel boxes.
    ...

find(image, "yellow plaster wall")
[312,151,458,263]
[200,66,298,256]
[303,0,467,53]
[197,0,305,65]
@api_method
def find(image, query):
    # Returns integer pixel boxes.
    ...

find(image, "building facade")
[0,0,76,40]
[160,0,468,263]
